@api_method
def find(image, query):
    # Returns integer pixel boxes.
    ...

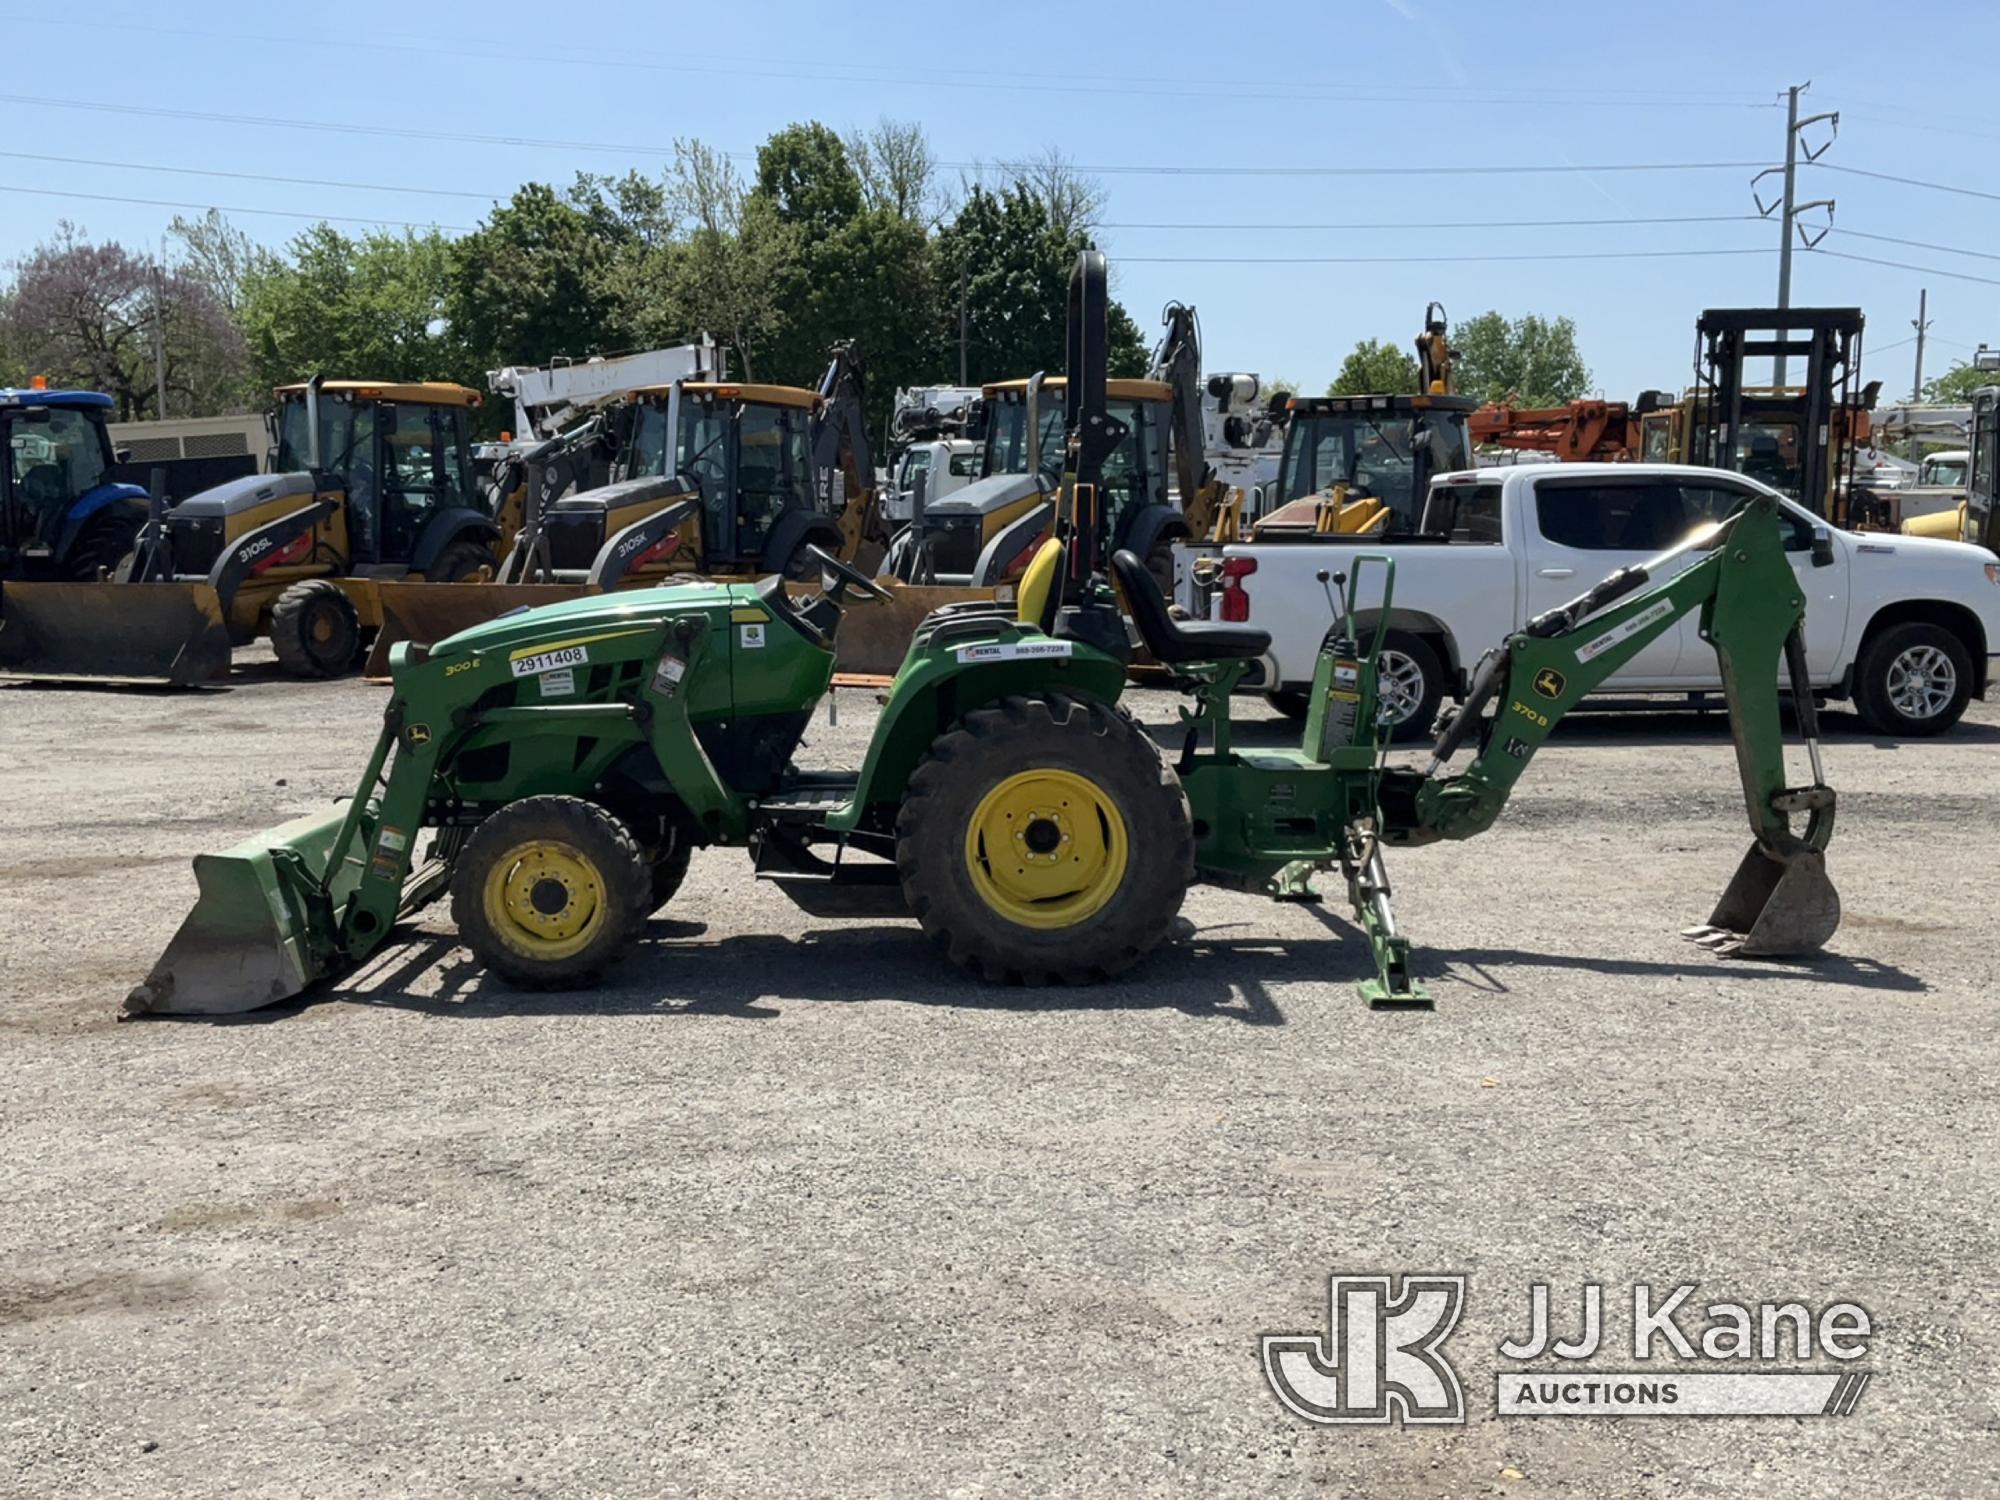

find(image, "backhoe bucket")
[125,807,357,1016]
[794,579,998,677]
[0,580,232,686]
[364,581,590,675]
[1684,841,1841,958]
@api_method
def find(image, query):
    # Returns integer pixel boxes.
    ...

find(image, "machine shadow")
[213,918,1375,1025]
[1418,944,1926,996]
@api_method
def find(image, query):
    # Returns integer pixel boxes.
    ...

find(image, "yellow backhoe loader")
[0,378,497,684]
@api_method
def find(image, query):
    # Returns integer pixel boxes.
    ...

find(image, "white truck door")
[1517,475,1688,683]
[1670,480,1847,685]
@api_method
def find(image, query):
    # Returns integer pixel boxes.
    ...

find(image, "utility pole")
[1753,83,1839,386]
[150,262,168,421]
[957,256,969,387]
[1910,287,1930,402]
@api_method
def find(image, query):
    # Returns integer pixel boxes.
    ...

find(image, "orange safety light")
[30,375,47,390]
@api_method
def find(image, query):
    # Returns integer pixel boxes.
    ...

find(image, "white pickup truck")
[1176,462,2000,738]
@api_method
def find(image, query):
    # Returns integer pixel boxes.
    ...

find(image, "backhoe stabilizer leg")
[1682,836,1841,959]
[1346,840,1431,1007]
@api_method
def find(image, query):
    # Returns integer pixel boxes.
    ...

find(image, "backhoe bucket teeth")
[796,579,998,677]
[364,582,590,675]
[1684,841,1841,958]
[125,808,358,1016]
[0,581,232,686]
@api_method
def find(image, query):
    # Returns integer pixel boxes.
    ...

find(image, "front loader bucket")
[1684,841,1841,958]
[0,581,231,686]
[125,808,358,1016]
[789,579,998,677]
[364,581,591,675]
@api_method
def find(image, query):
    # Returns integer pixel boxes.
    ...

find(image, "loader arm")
[1383,491,1838,955]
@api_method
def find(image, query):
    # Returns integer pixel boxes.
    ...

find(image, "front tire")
[426,538,499,582]
[270,579,360,678]
[1852,622,1971,736]
[896,694,1193,983]
[451,796,648,988]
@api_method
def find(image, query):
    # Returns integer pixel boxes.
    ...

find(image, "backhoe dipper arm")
[1392,495,1835,875]
[812,343,883,557]
[1149,301,1216,530]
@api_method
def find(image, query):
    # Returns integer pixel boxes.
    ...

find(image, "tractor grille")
[544,510,609,573]
[924,515,984,579]
[166,514,226,578]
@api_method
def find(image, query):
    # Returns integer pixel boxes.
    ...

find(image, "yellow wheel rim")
[962,768,1128,930]
[480,839,607,961]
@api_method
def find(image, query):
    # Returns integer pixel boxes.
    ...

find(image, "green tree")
[1327,338,1419,396]
[445,181,642,376]
[237,223,471,397]
[1450,311,1590,405]
[658,140,788,378]
[1924,360,2000,402]
[934,185,1145,385]
[753,122,863,237]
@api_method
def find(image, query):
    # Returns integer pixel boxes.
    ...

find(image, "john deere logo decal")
[405,723,432,747]
[1532,669,1566,701]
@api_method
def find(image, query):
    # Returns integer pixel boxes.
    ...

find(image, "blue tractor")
[0,388,149,580]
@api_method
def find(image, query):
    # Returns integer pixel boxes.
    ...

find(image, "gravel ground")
[3,659,1996,1498]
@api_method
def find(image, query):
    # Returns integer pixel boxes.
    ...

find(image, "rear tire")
[1852,621,1971,737]
[451,796,648,989]
[896,693,1192,983]
[66,514,143,581]
[270,580,360,678]
[426,538,499,583]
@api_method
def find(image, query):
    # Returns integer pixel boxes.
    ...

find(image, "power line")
[1809,161,2000,205]
[0,149,499,201]
[8,17,1782,109]
[0,183,469,232]
[0,97,1776,178]
[1809,248,2000,290]
[1833,227,2000,264]
[1120,248,1772,265]
[1103,214,1761,231]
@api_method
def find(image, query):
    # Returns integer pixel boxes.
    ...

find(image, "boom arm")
[1383,493,1838,954]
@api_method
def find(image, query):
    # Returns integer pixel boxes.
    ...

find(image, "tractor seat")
[1109,549,1270,665]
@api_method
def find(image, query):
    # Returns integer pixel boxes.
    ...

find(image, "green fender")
[824,625,1129,831]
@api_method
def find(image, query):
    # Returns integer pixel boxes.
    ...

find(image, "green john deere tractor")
[128,254,1841,1017]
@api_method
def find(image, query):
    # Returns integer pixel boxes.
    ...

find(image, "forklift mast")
[1968,387,1999,551]
[1688,308,1873,524]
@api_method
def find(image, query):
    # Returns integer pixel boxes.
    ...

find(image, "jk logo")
[1262,1274,1467,1425]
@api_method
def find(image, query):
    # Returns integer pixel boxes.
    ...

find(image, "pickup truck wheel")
[1375,633,1446,742]
[1853,622,1971,736]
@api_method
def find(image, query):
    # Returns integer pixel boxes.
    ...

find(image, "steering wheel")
[804,544,890,604]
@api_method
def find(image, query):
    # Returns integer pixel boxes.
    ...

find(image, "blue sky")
[2,0,1994,399]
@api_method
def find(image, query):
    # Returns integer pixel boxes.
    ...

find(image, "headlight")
[1986,563,1999,585]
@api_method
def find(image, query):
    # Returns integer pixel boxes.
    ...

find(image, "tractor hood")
[923,470,1046,519]
[171,470,317,519]
[414,579,755,666]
